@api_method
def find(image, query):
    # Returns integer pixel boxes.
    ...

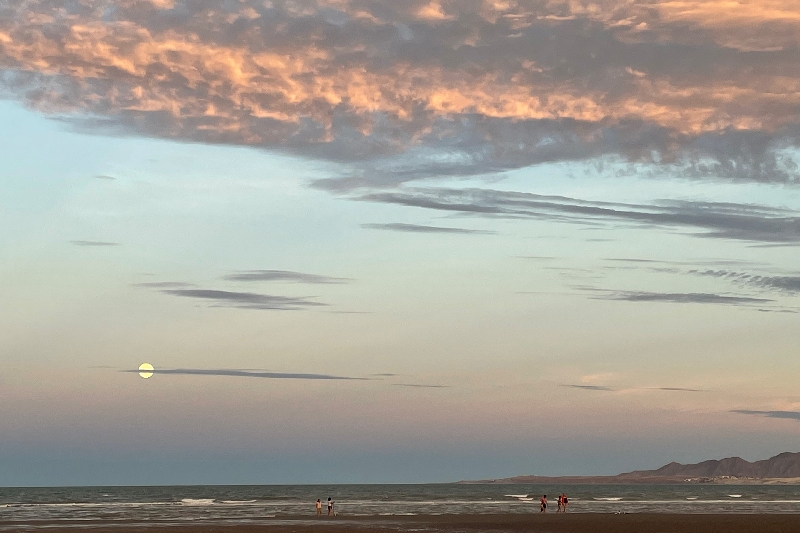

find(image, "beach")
[6,513,800,533]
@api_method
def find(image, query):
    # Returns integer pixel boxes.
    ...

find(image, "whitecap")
[728,494,742,498]
[505,494,528,498]
[593,497,623,501]
[180,498,215,506]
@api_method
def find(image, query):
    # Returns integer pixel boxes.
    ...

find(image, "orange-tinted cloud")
[1,1,799,184]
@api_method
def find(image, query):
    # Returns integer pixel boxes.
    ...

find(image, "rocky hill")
[465,452,800,484]
[622,452,800,480]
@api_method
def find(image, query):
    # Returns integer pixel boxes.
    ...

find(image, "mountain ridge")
[463,452,800,484]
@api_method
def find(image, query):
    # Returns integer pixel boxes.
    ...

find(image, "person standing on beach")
[562,494,568,513]
[327,497,333,516]
[557,494,563,512]
[316,499,322,516]
[540,494,547,513]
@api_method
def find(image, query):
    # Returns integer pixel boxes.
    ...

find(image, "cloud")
[1,1,799,187]
[93,174,116,180]
[690,269,800,294]
[563,383,706,392]
[597,291,771,305]
[223,270,350,284]
[360,222,494,234]
[70,240,120,246]
[133,281,194,288]
[649,387,705,392]
[357,187,800,243]
[160,288,326,310]
[561,384,616,392]
[731,410,800,422]
[393,383,449,388]
[122,368,367,380]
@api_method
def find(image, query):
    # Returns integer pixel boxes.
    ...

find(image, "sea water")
[1,484,800,528]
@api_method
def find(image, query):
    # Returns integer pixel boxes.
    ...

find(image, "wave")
[593,497,623,501]
[505,494,528,498]
[180,499,216,506]
[220,500,258,504]
[728,495,743,498]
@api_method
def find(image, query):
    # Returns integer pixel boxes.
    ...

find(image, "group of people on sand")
[539,493,569,513]
[315,498,335,516]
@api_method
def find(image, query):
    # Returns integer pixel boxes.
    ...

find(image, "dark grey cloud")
[690,269,800,295]
[731,410,800,422]
[561,384,616,392]
[70,240,119,246]
[2,1,799,188]
[357,187,800,243]
[597,291,771,305]
[360,223,494,234]
[223,270,349,284]
[123,368,366,380]
[161,289,325,311]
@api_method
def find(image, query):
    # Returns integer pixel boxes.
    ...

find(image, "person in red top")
[540,494,547,513]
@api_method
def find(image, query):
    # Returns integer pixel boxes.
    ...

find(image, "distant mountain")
[464,452,800,484]
[621,452,800,480]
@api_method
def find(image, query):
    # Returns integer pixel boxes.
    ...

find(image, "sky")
[1,0,800,486]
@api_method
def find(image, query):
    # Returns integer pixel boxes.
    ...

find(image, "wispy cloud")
[357,188,800,243]
[1,1,798,186]
[223,270,350,284]
[561,384,617,392]
[649,387,705,392]
[393,383,449,388]
[596,291,771,305]
[133,281,194,289]
[160,289,325,311]
[93,174,116,180]
[70,240,119,247]
[689,270,800,295]
[563,384,706,392]
[361,223,494,235]
[122,368,367,381]
[731,410,800,422]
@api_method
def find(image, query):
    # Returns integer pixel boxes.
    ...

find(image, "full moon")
[138,363,154,379]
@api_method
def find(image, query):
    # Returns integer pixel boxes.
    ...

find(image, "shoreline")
[3,513,800,533]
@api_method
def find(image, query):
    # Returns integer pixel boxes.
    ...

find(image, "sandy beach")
[5,513,800,533]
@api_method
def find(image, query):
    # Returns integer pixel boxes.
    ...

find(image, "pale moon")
[138,363,154,379]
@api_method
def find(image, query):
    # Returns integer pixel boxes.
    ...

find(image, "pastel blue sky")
[2,1,800,485]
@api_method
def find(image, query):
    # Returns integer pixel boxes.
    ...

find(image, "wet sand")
[6,513,800,533]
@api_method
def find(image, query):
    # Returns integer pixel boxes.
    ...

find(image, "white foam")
[505,494,528,498]
[728,494,742,498]
[220,500,257,504]
[180,498,216,506]
[593,497,623,501]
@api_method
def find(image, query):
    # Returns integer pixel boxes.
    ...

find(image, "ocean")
[2,484,800,528]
